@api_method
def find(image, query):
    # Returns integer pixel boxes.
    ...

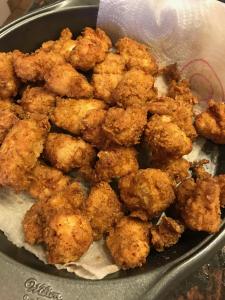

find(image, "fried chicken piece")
[41,28,76,60]
[116,37,158,74]
[92,73,123,105]
[180,178,221,233]
[44,211,93,264]
[102,106,147,146]
[112,69,155,107]
[19,86,55,115]
[0,52,19,99]
[0,118,49,191]
[147,96,197,140]
[175,178,196,212]
[13,50,65,82]
[145,115,192,159]
[106,217,150,269]
[129,210,149,222]
[44,63,93,98]
[191,159,211,180]
[86,182,123,240]
[167,79,198,105]
[95,147,139,182]
[195,100,225,144]
[0,109,19,144]
[150,216,184,252]
[152,158,190,184]
[81,109,107,148]
[69,27,112,71]
[0,99,24,118]
[94,53,125,74]
[215,175,225,208]
[50,97,106,135]
[44,133,96,173]
[119,169,175,217]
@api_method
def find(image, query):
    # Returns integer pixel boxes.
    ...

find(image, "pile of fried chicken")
[0,27,225,270]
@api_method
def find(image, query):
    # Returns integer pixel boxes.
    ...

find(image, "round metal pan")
[0,1,225,299]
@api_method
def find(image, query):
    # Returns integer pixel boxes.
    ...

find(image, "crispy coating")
[81,109,107,148]
[45,63,93,98]
[69,27,112,71]
[167,79,198,105]
[95,147,139,182]
[86,182,123,240]
[44,211,93,264]
[116,37,158,74]
[0,52,18,99]
[92,73,122,104]
[44,133,96,173]
[102,106,147,146]
[106,217,150,269]
[0,109,19,144]
[175,178,196,212]
[112,69,155,107]
[119,169,175,217]
[215,175,225,208]
[145,115,192,159]
[150,216,184,252]
[0,118,49,191]
[94,53,125,74]
[152,158,190,184]
[195,100,225,144]
[41,28,76,60]
[0,99,24,118]
[13,50,65,82]
[191,159,211,180]
[161,63,181,83]
[147,96,197,140]
[182,178,221,233]
[20,86,55,115]
[50,98,106,135]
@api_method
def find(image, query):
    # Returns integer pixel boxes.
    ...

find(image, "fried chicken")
[69,27,112,71]
[86,182,123,240]
[0,52,19,99]
[102,106,147,146]
[44,63,93,98]
[50,98,106,135]
[150,216,184,252]
[215,174,225,208]
[44,133,96,173]
[112,69,155,107]
[119,168,175,217]
[0,109,19,144]
[195,100,225,144]
[167,79,198,105]
[93,52,125,74]
[0,118,49,191]
[106,217,150,269]
[95,146,139,182]
[145,115,192,160]
[116,37,158,74]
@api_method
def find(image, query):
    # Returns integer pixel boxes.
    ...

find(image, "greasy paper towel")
[0,0,224,279]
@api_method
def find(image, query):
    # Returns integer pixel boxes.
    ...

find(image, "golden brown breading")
[112,69,155,107]
[92,73,122,104]
[106,217,150,269]
[13,50,65,82]
[0,99,24,118]
[0,118,49,191]
[44,211,93,264]
[19,86,55,115]
[69,27,112,71]
[152,158,190,184]
[215,174,225,208]
[182,178,221,233]
[167,79,198,105]
[50,98,106,135]
[145,115,192,159]
[0,110,19,144]
[44,63,93,98]
[195,100,225,144]
[0,52,19,99]
[81,109,107,148]
[116,37,158,74]
[94,53,125,74]
[41,28,76,60]
[86,182,123,240]
[95,147,139,182]
[190,159,211,180]
[175,178,196,213]
[119,169,175,217]
[44,133,96,173]
[147,97,197,140]
[102,106,147,146]
[150,216,184,252]
[161,63,181,83]
[129,210,149,222]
